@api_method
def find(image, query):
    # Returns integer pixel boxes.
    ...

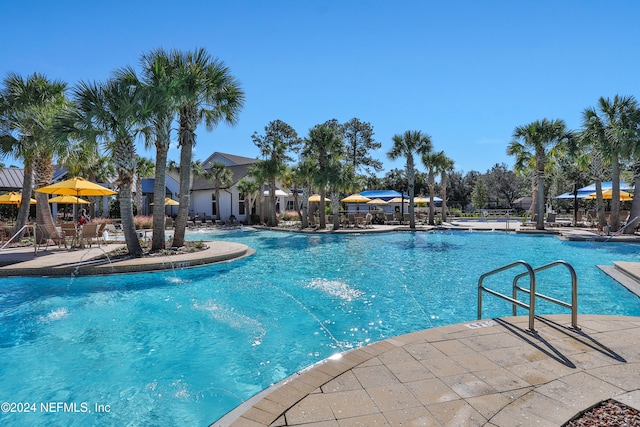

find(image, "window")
[211,194,217,218]
[239,193,246,215]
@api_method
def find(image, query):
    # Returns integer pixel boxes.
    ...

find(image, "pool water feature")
[1,230,639,425]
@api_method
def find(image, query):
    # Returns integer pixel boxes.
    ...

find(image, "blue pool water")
[1,229,639,426]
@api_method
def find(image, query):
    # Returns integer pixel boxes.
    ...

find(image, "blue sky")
[3,0,639,176]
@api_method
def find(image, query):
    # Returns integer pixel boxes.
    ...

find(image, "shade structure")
[584,189,633,201]
[367,198,388,205]
[263,189,290,197]
[35,177,117,197]
[47,195,90,205]
[340,194,371,203]
[308,194,330,203]
[151,197,179,206]
[0,192,36,205]
[413,196,429,204]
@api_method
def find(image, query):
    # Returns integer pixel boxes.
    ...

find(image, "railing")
[0,224,36,253]
[605,216,640,242]
[478,260,578,332]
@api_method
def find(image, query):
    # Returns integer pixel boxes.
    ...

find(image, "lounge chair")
[545,213,557,226]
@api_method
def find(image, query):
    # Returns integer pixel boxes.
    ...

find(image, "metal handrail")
[478,260,536,331]
[512,260,579,329]
[0,224,36,252]
[605,216,640,241]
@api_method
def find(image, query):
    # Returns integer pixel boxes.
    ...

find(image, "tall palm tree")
[422,150,448,225]
[204,162,233,220]
[140,48,180,251]
[291,158,315,229]
[576,125,609,229]
[61,68,155,257]
[439,155,455,223]
[251,119,301,226]
[0,72,68,235]
[171,48,245,247]
[507,119,572,230]
[302,120,345,229]
[387,130,433,229]
[583,95,638,231]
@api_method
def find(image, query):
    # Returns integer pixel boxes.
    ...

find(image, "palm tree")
[387,130,433,229]
[251,120,301,226]
[291,158,315,229]
[329,162,356,230]
[422,150,448,225]
[171,48,245,248]
[205,162,233,220]
[576,125,609,230]
[140,48,180,251]
[236,178,260,225]
[0,72,68,235]
[135,156,155,215]
[507,119,573,230]
[583,95,638,231]
[439,155,455,223]
[302,120,345,229]
[61,68,155,257]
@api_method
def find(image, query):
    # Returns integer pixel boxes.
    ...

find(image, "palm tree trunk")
[428,184,435,225]
[407,158,416,229]
[14,163,35,236]
[319,188,327,229]
[269,178,277,226]
[331,189,340,230]
[610,155,621,230]
[595,180,606,229]
[441,175,448,223]
[625,167,640,234]
[151,141,169,251]
[118,177,143,257]
[301,187,309,229]
[536,168,545,230]
[173,110,195,248]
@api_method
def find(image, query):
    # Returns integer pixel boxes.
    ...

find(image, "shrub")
[134,215,153,229]
[281,210,300,221]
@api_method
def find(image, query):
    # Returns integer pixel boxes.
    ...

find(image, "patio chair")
[96,223,107,245]
[60,222,79,248]
[34,225,67,252]
[363,213,373,228]
[545,212,557,226]
[79,223,100,248]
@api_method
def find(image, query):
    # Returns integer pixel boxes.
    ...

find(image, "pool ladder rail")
[477,260,578,332]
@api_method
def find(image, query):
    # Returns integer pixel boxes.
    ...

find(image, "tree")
[291,158,315,229]
[237,178,260,225]
[438,155,455,223]
[171,48,245,247]
[251,120,301,226]
[342,118,382,176]
[302,119,345,229]
[387,130,433,229]
[205,162,233,220]
[583,95,638,231]
[140,48,180,251]
[507,119,573,230]
[60,68,155,257]
[471,177,488,209]
[422,150,447,225]
[0,72,69,236]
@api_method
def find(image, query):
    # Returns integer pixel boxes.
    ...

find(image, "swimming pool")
[1,230,639,425]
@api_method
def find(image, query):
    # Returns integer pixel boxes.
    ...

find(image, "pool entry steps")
[478,260,578,331]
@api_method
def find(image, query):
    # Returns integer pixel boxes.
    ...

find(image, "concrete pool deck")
[2,226,640,425]
[0,240,253,276]
[215,314,640,426]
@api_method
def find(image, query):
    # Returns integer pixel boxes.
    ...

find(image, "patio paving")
[215,314,640,427]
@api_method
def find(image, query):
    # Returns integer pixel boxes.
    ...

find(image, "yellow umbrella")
[367,198,388,205]
[47,195,90,205]
[308,194,331,202]
[584,189,633,201]
[340,193,371,203]
[151,197,180,206]
[413,196,430,204]
[35,177,117,197]
[0,192,36,205]
[388,197,409,203]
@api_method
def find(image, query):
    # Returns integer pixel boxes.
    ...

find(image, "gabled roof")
[202,152,257,167]
[191,163,254,191]
[0,168,25,191]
